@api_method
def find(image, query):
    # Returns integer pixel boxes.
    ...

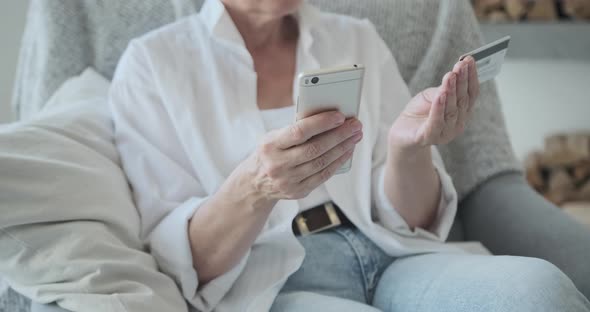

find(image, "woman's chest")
[151,38,383,190]
[254,46,298,110]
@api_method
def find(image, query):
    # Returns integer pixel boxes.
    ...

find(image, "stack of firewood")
[472,0,590,22]
[526,133,590,206]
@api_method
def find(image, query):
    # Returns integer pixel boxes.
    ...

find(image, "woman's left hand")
[388,56,479,150]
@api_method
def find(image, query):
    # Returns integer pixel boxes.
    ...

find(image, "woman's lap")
[277,227,392,304]
[373,253,590,312]
[32,227,590,312]
[273,227,590,312]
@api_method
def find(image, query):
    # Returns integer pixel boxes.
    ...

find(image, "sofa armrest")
[460,172,590,297]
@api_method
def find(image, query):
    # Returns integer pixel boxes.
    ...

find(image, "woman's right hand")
[189,111,362,284]
[237,111,363,203]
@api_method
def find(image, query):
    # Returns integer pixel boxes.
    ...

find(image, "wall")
[0,0,28,123]
[496,60,590,160]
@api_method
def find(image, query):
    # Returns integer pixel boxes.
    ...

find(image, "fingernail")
[334,114,345,126]
[351,120,362,133]
[353,132,363,142]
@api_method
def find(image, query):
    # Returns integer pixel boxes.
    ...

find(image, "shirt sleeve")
[363,20,459,242]
[109,41,246,311]
[373,148,458,241]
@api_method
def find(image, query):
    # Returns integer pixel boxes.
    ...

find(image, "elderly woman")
[108,0,590,311]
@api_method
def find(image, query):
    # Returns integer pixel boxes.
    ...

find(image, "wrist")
[388,131,429,159]
[225,159,278,213]
[387,133,432,167]
[388,116,432,151]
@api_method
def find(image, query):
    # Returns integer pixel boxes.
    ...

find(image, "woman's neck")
[223,4,298,52]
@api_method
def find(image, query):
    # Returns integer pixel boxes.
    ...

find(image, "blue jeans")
[31,227,590,312]
[270,226,590,312]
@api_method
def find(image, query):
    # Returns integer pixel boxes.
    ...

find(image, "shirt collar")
[199,0,320,54]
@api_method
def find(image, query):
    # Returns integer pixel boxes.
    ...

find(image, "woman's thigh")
[271,291,380,312]
[372,253,590,312]
[280,227,391,304]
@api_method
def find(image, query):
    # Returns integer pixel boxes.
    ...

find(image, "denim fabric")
[31,226,590,312]
[271,226,590,312]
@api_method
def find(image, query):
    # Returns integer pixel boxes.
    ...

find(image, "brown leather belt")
[292,201,352,236]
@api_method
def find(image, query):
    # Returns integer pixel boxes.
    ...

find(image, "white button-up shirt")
[109,0,463,311]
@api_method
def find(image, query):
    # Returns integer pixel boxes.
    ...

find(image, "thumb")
[405,87,438,118]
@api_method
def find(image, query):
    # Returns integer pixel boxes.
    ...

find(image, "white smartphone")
[296,64,365,174]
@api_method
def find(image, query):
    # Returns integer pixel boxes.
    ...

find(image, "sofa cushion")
[0,69,187,312]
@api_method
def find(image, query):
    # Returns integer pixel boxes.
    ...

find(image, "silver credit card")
[460,36,511,83]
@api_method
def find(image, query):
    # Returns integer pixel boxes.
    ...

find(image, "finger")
[440,73,458,144]
[453,60,469,101]
[299,148,354,191]
[466,56,480,113]
[424,91,446,144]
[443,72,458,124]
[442,72,459,140]
[275,111,346,149]
[454,61,470,132]
[288,118,362,165]
[293,131,362,181]
[456,102,469,134]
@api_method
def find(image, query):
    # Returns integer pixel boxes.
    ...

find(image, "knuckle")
[276,179,291,191]
[448,82,457,93]
[344,139,356,151]
[289,124,306,142]
[338,145,351,158]
[304,142,322,159]
[265,164,283,178]
[312,154,328,171]
[259,142,274,156]
[338,127,352,140]
[457,96,469,107]
[445,110,458,120]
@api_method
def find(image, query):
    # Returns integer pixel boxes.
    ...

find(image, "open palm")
[389,56,480,149]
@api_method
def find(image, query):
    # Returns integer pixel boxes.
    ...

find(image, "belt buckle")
[295,202,342,236]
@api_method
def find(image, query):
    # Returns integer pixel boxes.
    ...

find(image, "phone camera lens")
[311,77,319,84]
